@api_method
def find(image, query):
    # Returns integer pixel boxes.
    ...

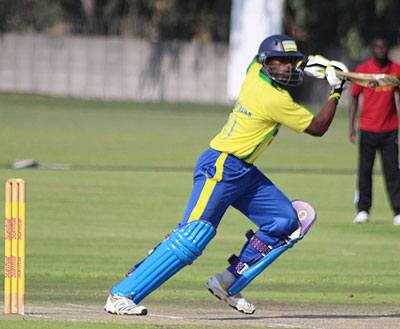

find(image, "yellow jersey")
[210,61,314,164]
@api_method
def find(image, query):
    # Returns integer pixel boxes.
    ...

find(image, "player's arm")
[349,95,359,143]
[305,98,338,136]
[305,65,345,137]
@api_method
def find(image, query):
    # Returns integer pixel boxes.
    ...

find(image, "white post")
[227,0,284,101]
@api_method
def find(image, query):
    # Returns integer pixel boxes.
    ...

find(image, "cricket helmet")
[257,34,304,86]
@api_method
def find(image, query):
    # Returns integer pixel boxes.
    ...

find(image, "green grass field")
[0,93,399,328]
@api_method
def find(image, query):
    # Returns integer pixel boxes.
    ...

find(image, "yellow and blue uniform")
[109,37,317,305]
[180,61,313,276]
[211,60,313,163]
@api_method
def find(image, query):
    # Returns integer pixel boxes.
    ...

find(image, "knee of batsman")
[164,220,217,264]
[260,213,299,238]
[282,203,300,233]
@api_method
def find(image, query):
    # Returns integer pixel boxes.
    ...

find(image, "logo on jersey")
[234,102,252,118]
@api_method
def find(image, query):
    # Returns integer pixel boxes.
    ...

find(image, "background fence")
[0,33,229,104]
[1,33,399,105]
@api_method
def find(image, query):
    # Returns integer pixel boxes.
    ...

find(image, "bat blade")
[335,70,400,88]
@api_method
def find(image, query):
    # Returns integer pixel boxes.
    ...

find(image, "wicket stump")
[4,178,26,315]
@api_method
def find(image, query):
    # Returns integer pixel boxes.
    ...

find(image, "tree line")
[0,0,399,59]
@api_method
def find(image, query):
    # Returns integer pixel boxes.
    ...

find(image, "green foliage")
[285,0,400,59]
[1,0,399,58]
[0,0,63,32]
[0,0,231,40]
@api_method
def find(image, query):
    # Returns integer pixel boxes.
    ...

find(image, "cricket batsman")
[104,34,348,315]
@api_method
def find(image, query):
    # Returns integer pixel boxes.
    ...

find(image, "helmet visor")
[263,64,304,87]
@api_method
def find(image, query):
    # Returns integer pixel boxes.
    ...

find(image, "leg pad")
[111,220,216,303]
[228,200,317,296]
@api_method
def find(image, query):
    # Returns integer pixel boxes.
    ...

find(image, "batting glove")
[330,60,349,73]
[326,64,346,101]
[303,55,330,79]
[330,60,351,90]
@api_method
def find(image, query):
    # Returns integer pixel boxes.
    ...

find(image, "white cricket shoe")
[394,215,400,226]
[353,211,369,224]
[205,274,255,314]
[104,295,147,315]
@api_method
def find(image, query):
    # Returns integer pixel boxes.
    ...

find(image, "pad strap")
[245,230,273,256]
[229,231,287,276]
[228,255,248,275]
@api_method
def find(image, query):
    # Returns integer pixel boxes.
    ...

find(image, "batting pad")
[228,200,317,296]
[110,220,216,303]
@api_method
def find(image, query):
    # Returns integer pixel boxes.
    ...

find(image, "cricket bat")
[335,70,400,88]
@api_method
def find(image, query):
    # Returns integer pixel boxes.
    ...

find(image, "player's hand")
[303,55,330,79]
[326,64,346,101]
[326,64,343,88]
[330,60,351,90]
[304,56,351,89]
[349,127,357,144]
[330,60,349,73]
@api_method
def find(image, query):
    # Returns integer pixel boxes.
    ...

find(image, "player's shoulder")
[247,58,260,69]
[246,60,262,77]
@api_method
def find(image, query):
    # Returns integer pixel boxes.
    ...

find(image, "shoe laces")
[113,297,136,308]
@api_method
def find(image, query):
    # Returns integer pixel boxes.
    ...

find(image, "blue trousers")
[180,149,298,276]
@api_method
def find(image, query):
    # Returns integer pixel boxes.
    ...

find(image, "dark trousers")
[357,129,400,215]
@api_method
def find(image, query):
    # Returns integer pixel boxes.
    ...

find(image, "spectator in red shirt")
[349,36,400,225]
